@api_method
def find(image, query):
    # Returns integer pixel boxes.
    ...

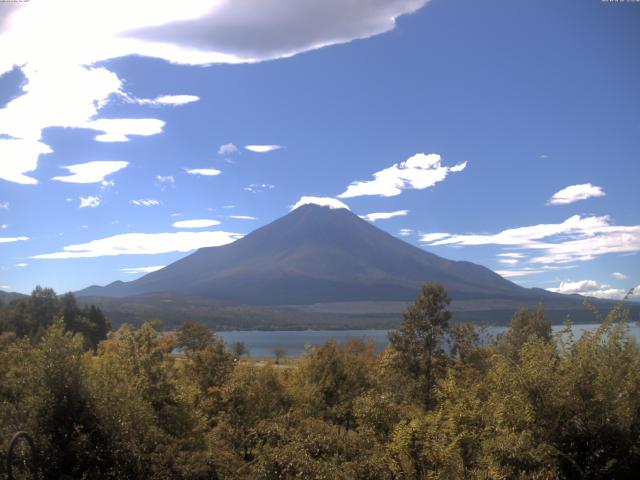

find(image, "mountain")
[77,204,633,327]
[79,204,534,303]
[0,290,27,303]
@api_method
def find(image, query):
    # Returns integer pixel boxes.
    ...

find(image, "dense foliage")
[1,284,639,479]
[0,286,110,348]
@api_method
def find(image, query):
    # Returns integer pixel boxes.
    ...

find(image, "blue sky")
[0,0,638,299]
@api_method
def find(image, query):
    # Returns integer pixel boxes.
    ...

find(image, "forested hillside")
[1,284,639,479]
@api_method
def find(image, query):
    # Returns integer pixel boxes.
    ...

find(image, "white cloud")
[229,215,256,220]
[125,0,430,63]
[495,268,546,278]
[290,196,350,211]
[497,252,525,259]
[32,230,243,259]
[547,280,639,300]
[0,201,8,209]
[185,168,222,176]
[612,272,629,280]
[132,94,199,106]
[79,196,101,208]
[360,210,408,222]
[156,175,175,190]
[52,160,128,183]
[218,143,238,155]
[0,138,52,184]
[1,225,6,229]
[0,236,28,244]
[121,265,165,274]
[0,0,430,184]
[398,229,413,237]
[0,63,125,183]
[496,252,524,266]
[495,265,574,278]
[548,183,605,205]
[423,215,640,264]
[244,145,284,153]
[244,183,275,193]
[15,263,27,267]
[420,233,452,243]
[85,118,165,142]
[172,219,221,228]
[339,153,467,198]
[101,180,115,189]
[130,199,161,207]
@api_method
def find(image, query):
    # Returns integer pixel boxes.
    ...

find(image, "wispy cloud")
[15,263,28,267]
[420,233,451,243]
[79,196,101,208]
[548,183,605,205]
[244,145,284,153]
[32,231,244,259]
[497,252,525,259]
[244,183,274,193]
[185,168,222,176]
[130,199,161,207]
[218,143,238,155]
[612,272,629,280]
[52,161,128,183]
[155,175,175,191]
[121,265,165,274]
[156,175,174,184]
[290,196,349,211]
[422,215,640,265]
[85,118,165,142]
[0,201,8,209]
[398,229,413,237]
[229,215,256,220]
[496,252,525,265]
[0,236,28,244]
[131,94,199,106]
[101,180,115,190]
[360,210,408,222]
[547,280,639,300]
[339,153,466,198]
[172,219,221,229]
[495,265,574,278]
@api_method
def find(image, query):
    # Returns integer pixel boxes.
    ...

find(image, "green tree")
[230,340,249,359]
[272,346,287,364]
[177,320,214,352]
[292,339,376,429]
[495,306,552,358]
[387,282,451,409]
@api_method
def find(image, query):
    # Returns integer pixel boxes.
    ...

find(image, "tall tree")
[388,282,451,409]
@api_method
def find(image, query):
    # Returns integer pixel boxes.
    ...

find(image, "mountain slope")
[78,204,548,305]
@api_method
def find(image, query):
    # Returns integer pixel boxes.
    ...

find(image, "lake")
[218,323,640,358]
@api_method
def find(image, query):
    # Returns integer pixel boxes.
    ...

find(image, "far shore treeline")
[1,283,640,479]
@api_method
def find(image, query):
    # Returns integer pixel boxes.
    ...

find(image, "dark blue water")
[218,323,640,358]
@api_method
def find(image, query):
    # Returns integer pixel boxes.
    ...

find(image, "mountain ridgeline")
[81,204,531,302]
[77,204,632,327]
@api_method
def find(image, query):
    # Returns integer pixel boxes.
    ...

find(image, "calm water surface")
[218,323,640,358]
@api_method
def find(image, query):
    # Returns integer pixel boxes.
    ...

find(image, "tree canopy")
[1,284,640,479]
